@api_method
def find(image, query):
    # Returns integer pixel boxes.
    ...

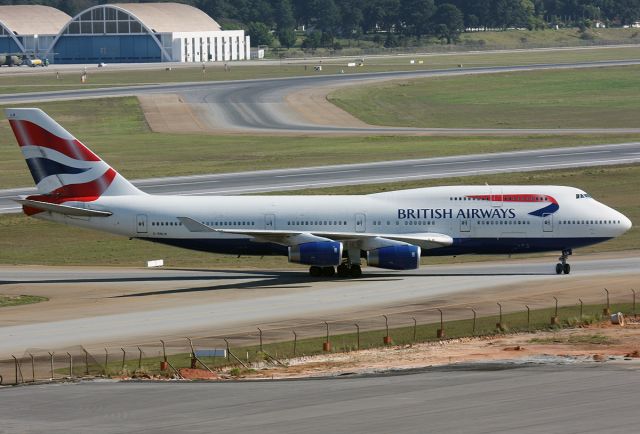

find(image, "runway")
[2,59,640,135]
[1,141,639,214]
[1,364,638,433]
[0,253,637,358]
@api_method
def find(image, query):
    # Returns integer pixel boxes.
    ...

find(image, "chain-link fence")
[1,286,636,385]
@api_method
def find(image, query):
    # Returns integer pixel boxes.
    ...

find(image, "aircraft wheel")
[563,263,571,275]
[337,264,350,277]
[322,266,336,277]
[309,266,322,277]
[350,265,362,278]
[555,263,563,275]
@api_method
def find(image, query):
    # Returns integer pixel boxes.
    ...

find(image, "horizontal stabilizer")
[14,199,112,217]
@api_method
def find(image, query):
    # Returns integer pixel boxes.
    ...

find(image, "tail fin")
[6,108,142,202]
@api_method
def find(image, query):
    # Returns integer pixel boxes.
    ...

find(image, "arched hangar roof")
[0,5,71,35]
[109,3,221,32]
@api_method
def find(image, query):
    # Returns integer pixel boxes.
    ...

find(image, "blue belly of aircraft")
[140,236,611,257]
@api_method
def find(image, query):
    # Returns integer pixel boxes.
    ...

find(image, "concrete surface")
[0,363,638,433]
[0,253,638,358]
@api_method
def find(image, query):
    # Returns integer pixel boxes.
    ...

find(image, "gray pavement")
[2,141,640,214]
[0,254,637,358]
[0,363,638,433]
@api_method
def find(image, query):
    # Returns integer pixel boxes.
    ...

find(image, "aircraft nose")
[621,214,633,232]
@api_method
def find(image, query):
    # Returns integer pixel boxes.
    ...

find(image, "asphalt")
[1,364,638,433]
[0,254,637,358]
[2,141,640,214]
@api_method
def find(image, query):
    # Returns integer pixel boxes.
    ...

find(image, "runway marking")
[184,157,640,195]
[143,180,220,188]
[275,169,361,178]
[537,150,611,158]
[413,159,491,168]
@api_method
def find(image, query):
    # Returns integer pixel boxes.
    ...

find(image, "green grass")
[90,301,633,377]
[1,164,637,267]
[2,97,640,189]
[329,65,640,128]
[3,45,640,94]
[0,295,48,307]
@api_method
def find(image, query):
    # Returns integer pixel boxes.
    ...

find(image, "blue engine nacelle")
[367,245,421,270]
[288,241,343,266]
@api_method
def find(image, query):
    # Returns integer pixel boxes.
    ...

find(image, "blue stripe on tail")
[26,158,90,184]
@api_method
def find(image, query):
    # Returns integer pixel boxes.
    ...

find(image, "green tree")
[400,0,436,37]
[277,28,297,48]
[432,3,463,43]
[247,21,274,46]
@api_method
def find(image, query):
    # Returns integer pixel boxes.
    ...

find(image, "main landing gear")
[555,249,572,275]
[308,262,362,278]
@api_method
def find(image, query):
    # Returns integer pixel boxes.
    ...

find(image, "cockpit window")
[576,193,592,199]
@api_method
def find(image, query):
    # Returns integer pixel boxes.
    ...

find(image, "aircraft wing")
[177,217,452,249]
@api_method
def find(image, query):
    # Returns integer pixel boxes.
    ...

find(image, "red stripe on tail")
[23,168,117,216]
[9,119,100,162]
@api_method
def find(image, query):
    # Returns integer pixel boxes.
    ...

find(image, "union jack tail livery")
[7,108,141,201]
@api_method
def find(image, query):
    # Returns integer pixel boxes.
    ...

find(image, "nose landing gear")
[555,249,572,275]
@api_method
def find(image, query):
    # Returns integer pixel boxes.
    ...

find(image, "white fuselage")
[35,185,631,257]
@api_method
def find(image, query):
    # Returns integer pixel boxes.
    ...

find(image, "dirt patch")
[138,94,208,133]
[226,320,640,380]
[179,368,220,380]
[285,83,372,128]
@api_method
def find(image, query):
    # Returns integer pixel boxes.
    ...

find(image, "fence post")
[354,323,360,350]
[292,330,297,356]
[496,302,505,331]
[30,353,35,382]
[49,352,55,380]
[83,349,89,376]
[137,346,143,370]
[67,352,73,379]
[160,340,168,371]
[187,338,196,369]
[121,348,126,371]
[258,328,263,352]
[579,298,584,321]
[526,305,531,331]
[551,297,559,325]
[437,308,445,339]
[12,355,20,385]
[383,315,392,344]
[323,322,331,352]
[471,308,477,335]
[631,289,636,318]
[412,317,417,343]
[603,288,611,316]
[104,348,109,375]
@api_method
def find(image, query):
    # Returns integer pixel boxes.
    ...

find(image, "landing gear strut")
[555,249,572,275]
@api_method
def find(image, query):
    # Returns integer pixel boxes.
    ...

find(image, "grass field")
[0,164,636,267]
[2,45,640,94]
[329,65,640,128]
[0,294,48,308]
[2,97,640,189]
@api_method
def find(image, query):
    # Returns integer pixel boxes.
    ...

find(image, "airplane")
[6,108,633,277]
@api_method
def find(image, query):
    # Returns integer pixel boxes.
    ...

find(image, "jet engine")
[367,245,421,270]
[288,241,343,266]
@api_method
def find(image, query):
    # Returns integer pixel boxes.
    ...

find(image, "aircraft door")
[355,213,366,232]
[490,187,503,207]
[136,214,148,234]
[265,214,276,230]
[460,219,470,232]
[543,213,553,232]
